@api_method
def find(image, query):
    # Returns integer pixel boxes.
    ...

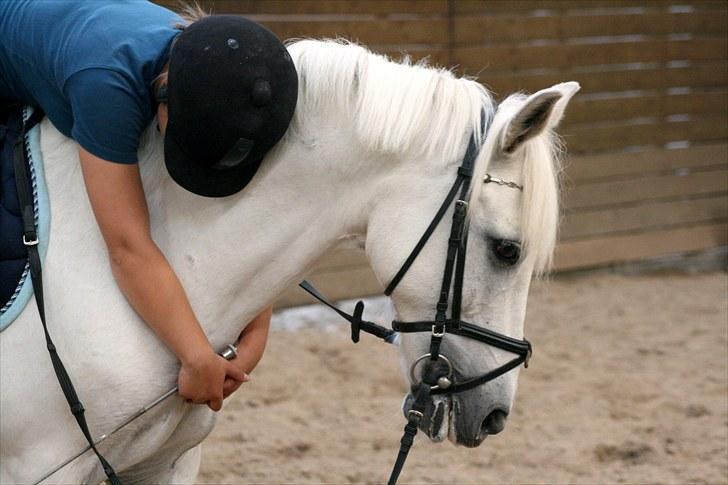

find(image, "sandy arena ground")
[198,271,727,484]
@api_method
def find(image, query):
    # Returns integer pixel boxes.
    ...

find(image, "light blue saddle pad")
[0,107,51,331]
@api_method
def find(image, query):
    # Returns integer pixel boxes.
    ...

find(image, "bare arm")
[224,306,272,398]
[79,147,244,410]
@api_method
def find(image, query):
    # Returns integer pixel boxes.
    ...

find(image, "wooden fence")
[157,0,728,306]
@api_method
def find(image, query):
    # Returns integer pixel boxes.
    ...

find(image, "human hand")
[223,373,245,399]
[178,349,248,411]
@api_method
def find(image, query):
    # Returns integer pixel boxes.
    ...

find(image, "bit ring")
[409,353,453,390]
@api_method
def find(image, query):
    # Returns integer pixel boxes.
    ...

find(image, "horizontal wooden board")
[554,222,728,270]
[454,0,726,14]
[454,38,727,73]
[565,90,728,125]
[276,266,382,308]
[312,249,368,272]
[561,195,727,239]
[259,19,448,44]
[564,169,728,211]
[454,11,728,44]
[482,61,728,97]
[277,220,728,306]
[162,0,448,15]
[562,114,728,153]
[565,144,728,182]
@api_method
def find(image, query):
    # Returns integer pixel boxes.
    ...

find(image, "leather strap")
[383,176,464,297]
[298,280,397,344]
[13,108,122,485]
[383,131,479,297]
[387,382,430,485]
[391,320,531,355]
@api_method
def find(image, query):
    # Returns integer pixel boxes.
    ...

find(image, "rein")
[299,116,532,484]
[14,108,121,484]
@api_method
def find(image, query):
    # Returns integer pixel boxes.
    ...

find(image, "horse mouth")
[403,394,503,447]
[402,394,451,442]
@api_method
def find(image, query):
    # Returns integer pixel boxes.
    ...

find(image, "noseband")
[300,117,532,484]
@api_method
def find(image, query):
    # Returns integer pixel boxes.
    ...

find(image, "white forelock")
[286,39,494,162]
[479,94,562,273]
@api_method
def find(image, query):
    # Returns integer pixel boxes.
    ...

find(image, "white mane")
[287,39,493,162]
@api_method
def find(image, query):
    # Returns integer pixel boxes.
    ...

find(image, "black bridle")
[299,117,532,484]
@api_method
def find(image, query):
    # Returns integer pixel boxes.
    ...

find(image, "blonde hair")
[174,1,208,29]
[155,2,209,88]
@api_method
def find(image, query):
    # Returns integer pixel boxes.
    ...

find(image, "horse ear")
[500,81,580,154]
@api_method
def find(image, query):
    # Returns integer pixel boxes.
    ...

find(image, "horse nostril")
[481,409,508,435]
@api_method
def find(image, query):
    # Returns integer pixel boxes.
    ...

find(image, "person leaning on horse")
[0,2,297,411]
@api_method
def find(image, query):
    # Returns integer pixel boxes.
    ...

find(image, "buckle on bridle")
[406,409,424,422]
[524,347,533,368]
[23,234,39,246]
[431,324,445,338]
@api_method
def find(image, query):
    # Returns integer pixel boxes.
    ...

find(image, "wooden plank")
[564,170,728,211]
[312,249,367,272]
[562,114,728,153]
[565,144,728,182]
[554,222,728,270]
[454,11,728,44]
[482,61,728,97]
[275,266,381,308]
[561,195,728,239]
[454,38,727,73]
[259,19,448,44]
[378,46,450,65]
[565,90,728,125]
[454,0,726,14]
[183,0,448,15]
[278,221,728,306]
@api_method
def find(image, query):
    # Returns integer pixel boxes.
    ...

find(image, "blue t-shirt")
[0,0,180,163]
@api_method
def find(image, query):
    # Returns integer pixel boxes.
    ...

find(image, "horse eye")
[491,239,521,266]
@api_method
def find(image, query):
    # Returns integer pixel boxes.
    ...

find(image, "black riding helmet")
[162,15,298,197]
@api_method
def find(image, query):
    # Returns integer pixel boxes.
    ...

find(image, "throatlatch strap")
[13,109,121,485]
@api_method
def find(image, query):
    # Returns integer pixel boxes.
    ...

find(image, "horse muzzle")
[402,357,512,447]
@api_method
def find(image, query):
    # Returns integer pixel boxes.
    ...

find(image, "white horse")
[0,39,578,483]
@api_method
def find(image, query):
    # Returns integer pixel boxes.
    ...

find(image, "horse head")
[363,80,579,446]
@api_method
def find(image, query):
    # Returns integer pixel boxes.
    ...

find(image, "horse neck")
[138,120,377,342]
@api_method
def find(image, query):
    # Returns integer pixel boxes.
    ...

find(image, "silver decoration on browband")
[483,173,523,191]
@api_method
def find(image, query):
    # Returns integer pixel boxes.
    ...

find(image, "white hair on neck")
[286,39,494,162]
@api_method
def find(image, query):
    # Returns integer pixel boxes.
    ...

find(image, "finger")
[224,361,248,382]
[223,378,236,392]
[224,377,243,392]
[223,381,241,399]
[208,398,223,411]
